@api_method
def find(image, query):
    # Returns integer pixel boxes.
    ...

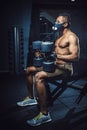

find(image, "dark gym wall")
[0,0,32,72]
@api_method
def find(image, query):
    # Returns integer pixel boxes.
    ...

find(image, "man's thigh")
[36,67,65,78]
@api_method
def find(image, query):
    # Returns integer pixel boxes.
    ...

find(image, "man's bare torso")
[54,30,78,65]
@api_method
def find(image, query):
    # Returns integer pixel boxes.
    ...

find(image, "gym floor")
[0,73,87,130]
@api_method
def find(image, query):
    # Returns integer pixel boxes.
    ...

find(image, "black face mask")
[52,22,64,31]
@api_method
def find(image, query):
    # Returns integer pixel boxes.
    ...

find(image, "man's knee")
[35,72,47,84]
[35,73,40,82]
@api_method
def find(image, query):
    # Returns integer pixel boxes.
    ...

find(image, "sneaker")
[17,96,37,106]
[26,112,52,126]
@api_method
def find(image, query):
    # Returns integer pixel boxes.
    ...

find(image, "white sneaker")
[17,96,37,107]
[27,112,52,126]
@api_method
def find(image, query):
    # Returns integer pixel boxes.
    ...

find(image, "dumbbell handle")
[50,53,57,59]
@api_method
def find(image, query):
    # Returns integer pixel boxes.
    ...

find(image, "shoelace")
[34,113,43,121]
[23,96,29,101]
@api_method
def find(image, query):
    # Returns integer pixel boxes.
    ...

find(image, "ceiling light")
[71,0,75,2]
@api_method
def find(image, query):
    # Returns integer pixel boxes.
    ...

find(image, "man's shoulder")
[67,31,78,40]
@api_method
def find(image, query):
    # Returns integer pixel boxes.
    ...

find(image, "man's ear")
[63,22,68,27]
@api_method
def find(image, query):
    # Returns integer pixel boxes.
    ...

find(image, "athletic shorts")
[35,63,73,78]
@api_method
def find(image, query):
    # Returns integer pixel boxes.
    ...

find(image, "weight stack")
[8,26,24,74]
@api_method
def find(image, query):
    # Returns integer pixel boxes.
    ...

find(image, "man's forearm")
[57,54,78,61]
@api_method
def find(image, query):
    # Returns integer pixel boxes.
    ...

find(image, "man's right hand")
[35,51,41,57]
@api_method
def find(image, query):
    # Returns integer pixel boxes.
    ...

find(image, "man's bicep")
[69,35,79,55]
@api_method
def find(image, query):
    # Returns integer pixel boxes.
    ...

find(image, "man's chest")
[55,36,69,48]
